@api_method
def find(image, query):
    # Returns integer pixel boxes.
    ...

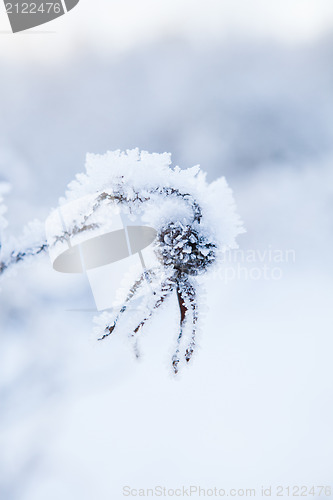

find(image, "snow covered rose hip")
[0,149,244,374]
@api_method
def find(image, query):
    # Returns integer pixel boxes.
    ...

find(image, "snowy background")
[0,1,333,499]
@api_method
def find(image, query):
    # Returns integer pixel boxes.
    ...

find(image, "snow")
[1,31,333,500]
[0,183,10,234]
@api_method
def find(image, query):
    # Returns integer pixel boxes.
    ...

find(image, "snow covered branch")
[0,183,48,278]
[0,149,244,372]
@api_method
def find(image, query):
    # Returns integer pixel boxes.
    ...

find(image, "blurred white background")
[0,1,332,499]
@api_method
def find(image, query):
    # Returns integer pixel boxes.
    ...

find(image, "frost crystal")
[0,149,244,373]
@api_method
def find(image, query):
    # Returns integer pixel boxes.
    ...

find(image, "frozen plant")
[0,149,244,373]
